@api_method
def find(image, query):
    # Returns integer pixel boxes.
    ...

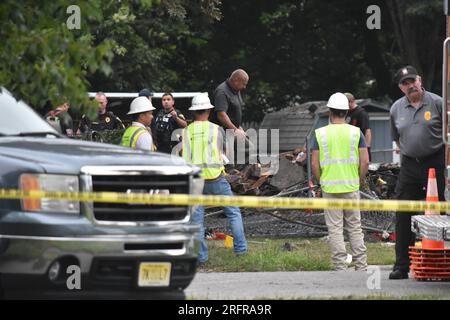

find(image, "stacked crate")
[409,247,450,281]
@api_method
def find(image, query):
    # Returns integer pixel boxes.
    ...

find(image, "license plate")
[138,262,171,287]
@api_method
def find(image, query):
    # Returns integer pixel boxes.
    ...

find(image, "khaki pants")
[322,191,367,271]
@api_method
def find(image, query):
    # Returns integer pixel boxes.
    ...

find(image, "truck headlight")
[20,174,80,214]
[445,229,450,241]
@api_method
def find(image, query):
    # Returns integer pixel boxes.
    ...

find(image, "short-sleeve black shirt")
[151,108,185,153]
[346,106,370,134]
[79,111,124,132]
[211,81,244,129]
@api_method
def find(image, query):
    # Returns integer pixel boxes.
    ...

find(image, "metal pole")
[444,0,450,204]
[306,135,313,198]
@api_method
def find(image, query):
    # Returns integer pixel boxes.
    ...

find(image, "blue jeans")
[192,176,247,263]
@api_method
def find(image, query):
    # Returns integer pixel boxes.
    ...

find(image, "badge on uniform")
[105,117,111,123]
[424,111,431,121]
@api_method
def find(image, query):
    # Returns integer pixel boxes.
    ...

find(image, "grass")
[201,238,395,272]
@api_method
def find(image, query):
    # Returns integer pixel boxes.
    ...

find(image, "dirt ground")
[204,207,395,242]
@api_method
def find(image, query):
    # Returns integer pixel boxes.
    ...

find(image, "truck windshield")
[0,89,58,136]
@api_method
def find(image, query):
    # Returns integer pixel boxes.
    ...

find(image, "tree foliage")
[0,1,114,116]
[187,0,445,122]
[0,0,221,116]
[0,1,446,123]
[87,0,222,93]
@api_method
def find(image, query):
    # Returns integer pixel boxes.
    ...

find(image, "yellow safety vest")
[121,126,148,149]
[182,121,224,180]
[315,124,360,193]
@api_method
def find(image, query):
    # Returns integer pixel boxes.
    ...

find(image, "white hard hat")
[127,96,155,114]
[189,94,214,111]
[327,92,349,110]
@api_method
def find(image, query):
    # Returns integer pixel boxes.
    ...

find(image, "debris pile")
[284,147,308,167]
[208,159,401,242]
[225,164,278,196]
[365,163,400,199]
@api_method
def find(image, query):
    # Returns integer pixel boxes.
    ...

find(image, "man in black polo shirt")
[212,69,249,165]
[212,69,249,138]
[389,66,445,280]
[345,92,372,161]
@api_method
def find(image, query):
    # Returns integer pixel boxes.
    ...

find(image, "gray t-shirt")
[212,81,244,129]
[390,90,443,158]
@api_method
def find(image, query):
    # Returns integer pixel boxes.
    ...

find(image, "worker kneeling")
[182,94,247,263]
[311,92,369,271]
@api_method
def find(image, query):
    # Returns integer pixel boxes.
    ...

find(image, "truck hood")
[0,137,193,174]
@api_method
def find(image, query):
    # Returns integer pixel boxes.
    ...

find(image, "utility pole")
[444,0,450,199]
[446,0,450,36]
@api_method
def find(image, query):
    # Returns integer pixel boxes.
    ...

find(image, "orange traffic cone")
[425,168,439,214]
[422,168,444,249]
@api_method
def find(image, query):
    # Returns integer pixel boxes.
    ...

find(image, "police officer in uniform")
[151,92,187,153]
[182,94,247,264]
[389,66,445,280]
[78,92,125,134]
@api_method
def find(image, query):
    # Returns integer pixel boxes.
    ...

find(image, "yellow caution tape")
[0,188,449,212]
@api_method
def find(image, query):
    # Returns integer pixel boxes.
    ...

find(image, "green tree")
[87,0,222,93]
[0,1,114,115]
[0,0,222,117]
[385,0,444,90]
[186,0,446,122]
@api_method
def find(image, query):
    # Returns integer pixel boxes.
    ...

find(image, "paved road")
[185,266,450,299]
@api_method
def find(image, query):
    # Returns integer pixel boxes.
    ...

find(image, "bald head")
[228,69,249,91]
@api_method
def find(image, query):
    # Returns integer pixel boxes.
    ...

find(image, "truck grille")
[91,174,189,223]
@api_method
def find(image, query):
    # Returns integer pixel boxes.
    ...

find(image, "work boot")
[388,269,409,279]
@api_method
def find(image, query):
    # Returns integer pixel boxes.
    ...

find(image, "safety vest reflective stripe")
[121,126,147,148]
[206,123,214,166]
[320,158,359,166]
[321,179,360,186]
[182,128,192,160]
[182,121,224,180]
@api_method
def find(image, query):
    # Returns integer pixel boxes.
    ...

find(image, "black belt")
[403,147,444,163]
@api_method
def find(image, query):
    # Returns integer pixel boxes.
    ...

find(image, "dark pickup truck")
[0,88,202,299]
